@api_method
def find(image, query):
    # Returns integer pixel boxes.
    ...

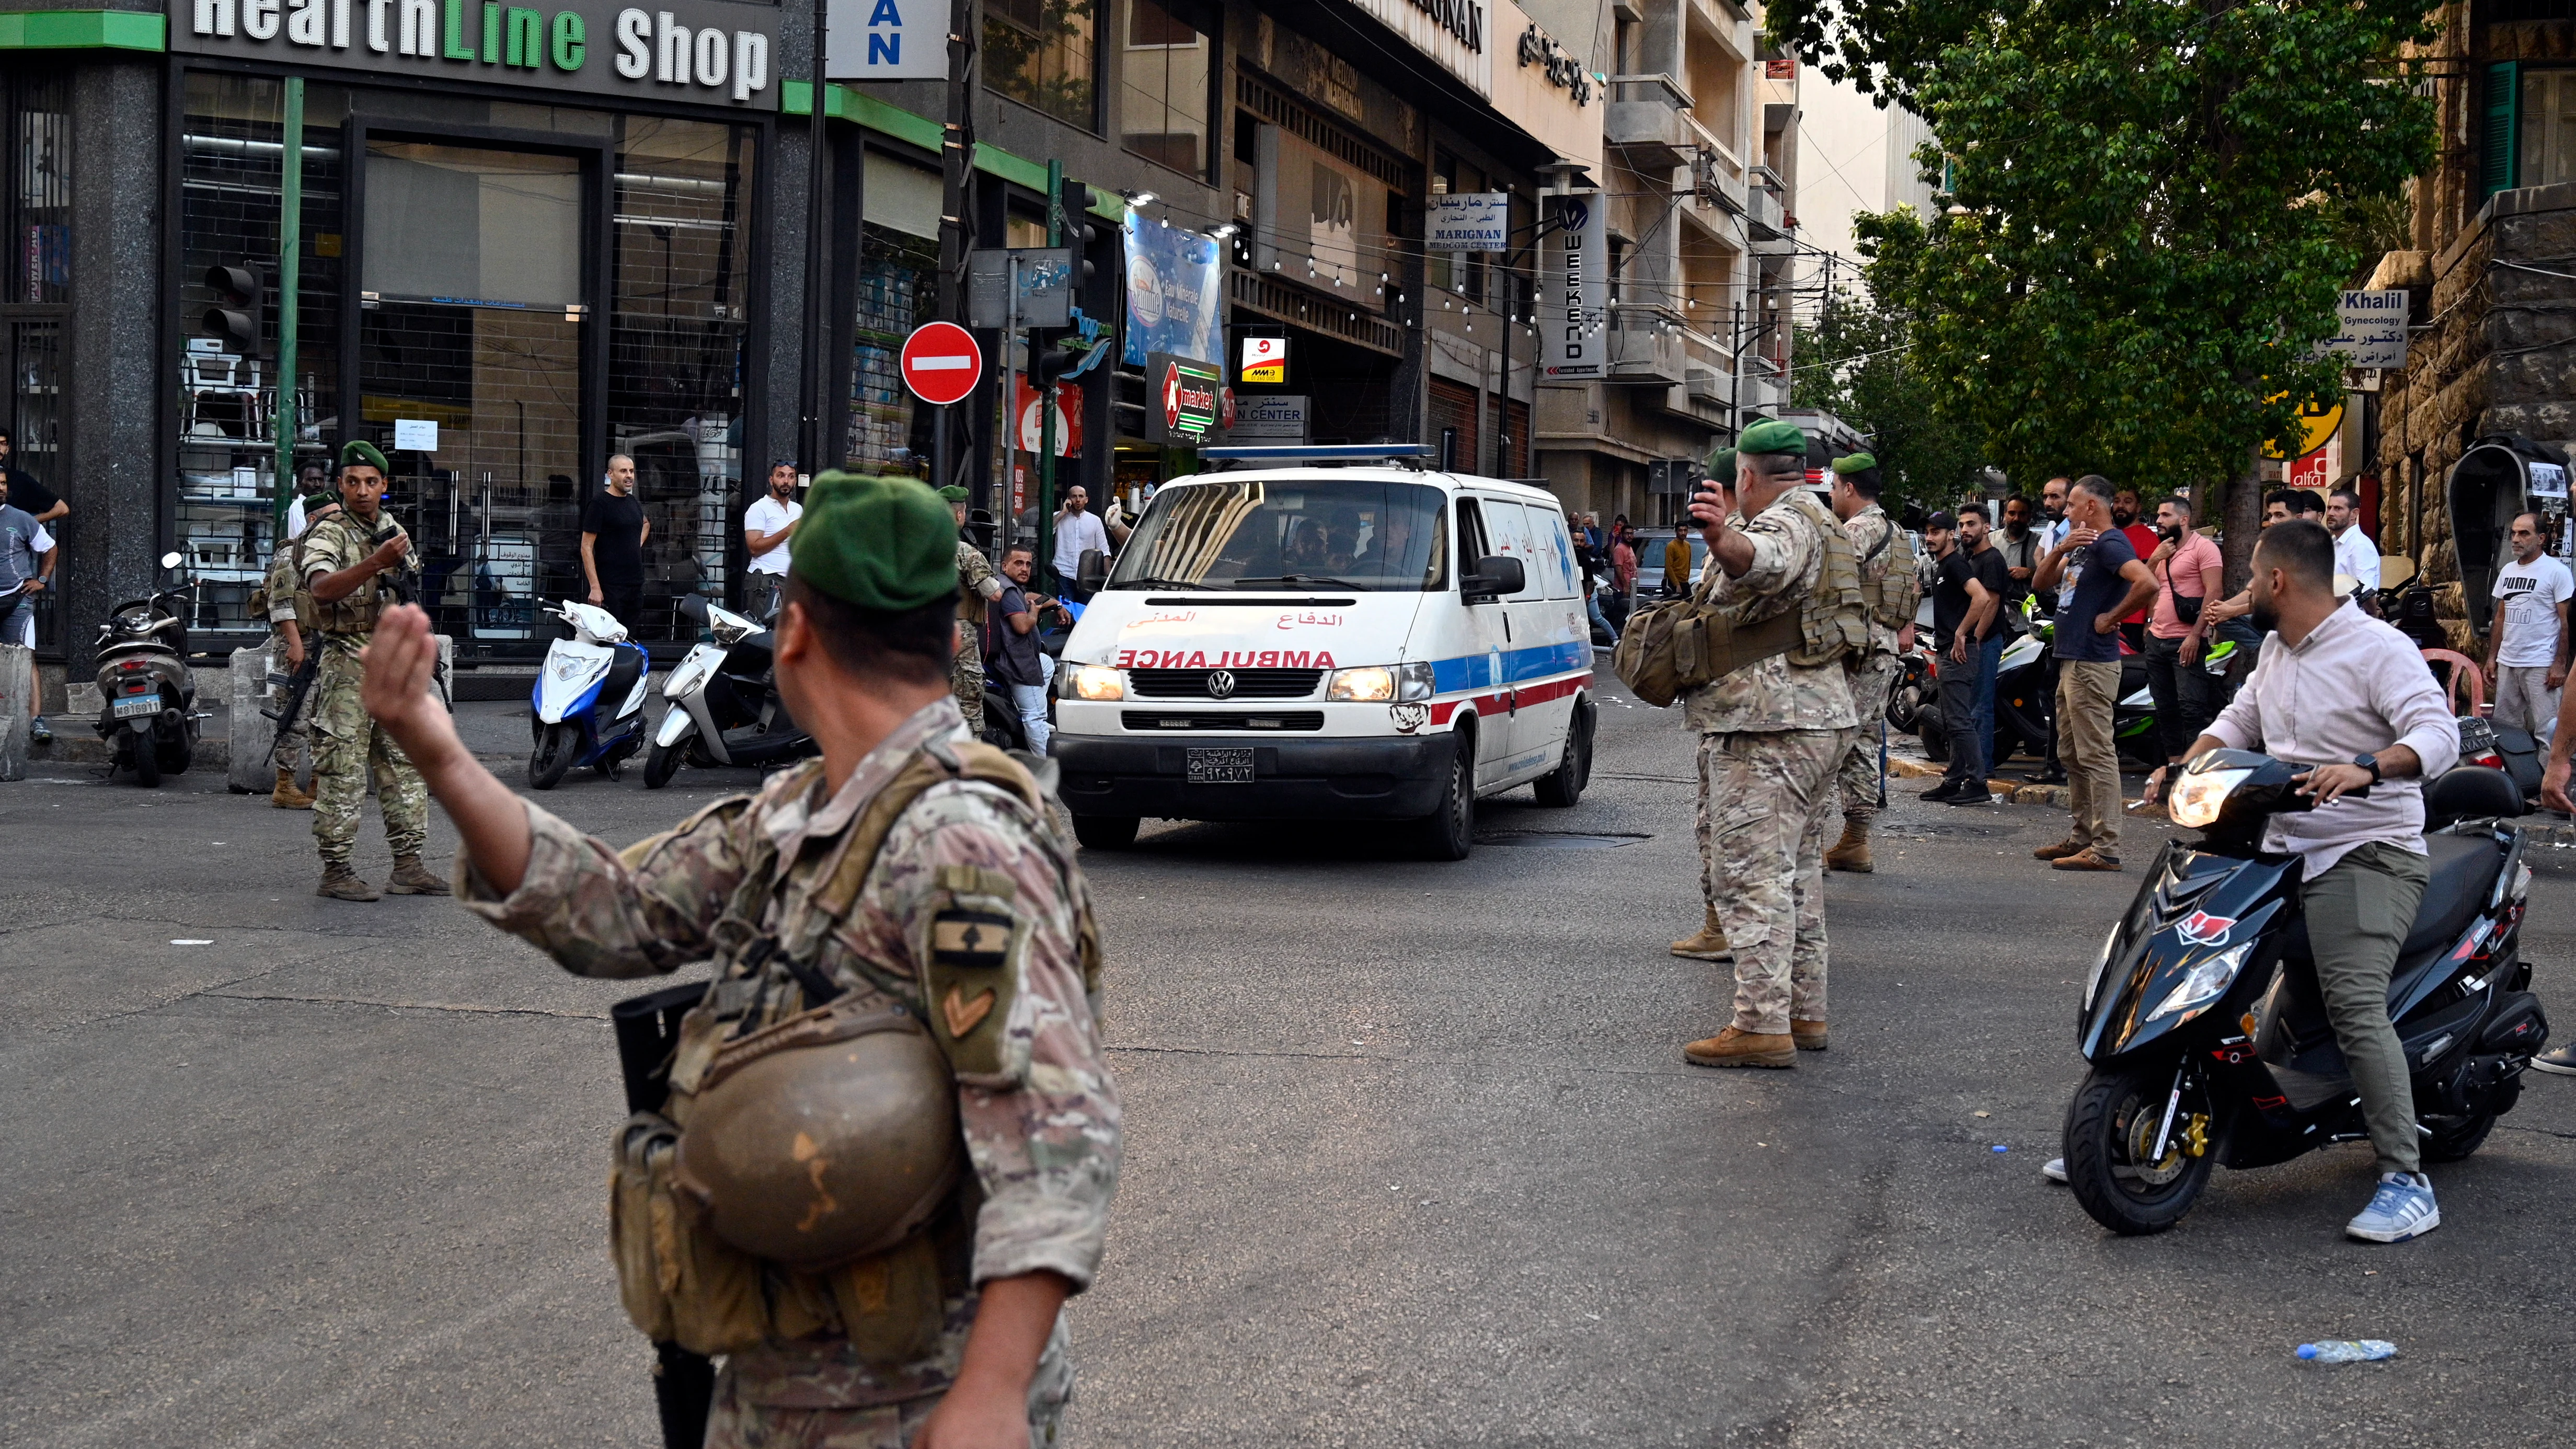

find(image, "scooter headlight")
[2147,942,2253,1022]
[2168,766,2254,830]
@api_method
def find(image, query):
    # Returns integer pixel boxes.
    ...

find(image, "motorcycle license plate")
[112,695,160,719]
[1186,748,1255,784]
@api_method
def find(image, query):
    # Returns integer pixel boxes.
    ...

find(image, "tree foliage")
[1768,0,2436,514]
[1791,288,1989,517]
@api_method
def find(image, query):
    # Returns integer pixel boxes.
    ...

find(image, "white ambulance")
[1049,456,1597,859]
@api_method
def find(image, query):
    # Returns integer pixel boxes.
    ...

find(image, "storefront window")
[1,64,70,654]
[987,0,1098,130]
[849,153,939,479]
[1119,0,1212,178]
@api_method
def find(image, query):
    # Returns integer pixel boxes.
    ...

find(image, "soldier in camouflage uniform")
[302,441,446,902]
[1824,453,1914,873]
[254,498,334,810]
[943,485,1004,738]
[1678,420,1862,1070]
[357,471,1117,1449]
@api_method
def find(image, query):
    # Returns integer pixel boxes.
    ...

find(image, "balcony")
[1673,327,1732,424]
[1607,303,1688,385]
[1747,165,1787,244]
[1606,74,1696,171]
[1739,353,1786,414]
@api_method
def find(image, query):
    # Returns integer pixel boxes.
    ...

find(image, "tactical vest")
[1611,490,1870,708]
[296,514,411,636]
[1856,513,1920,634]
[610,739,1100,1365]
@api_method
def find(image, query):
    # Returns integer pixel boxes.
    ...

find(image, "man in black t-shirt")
[0,426,65,526]
[1924,504,2010,804]
[579,453,649,635]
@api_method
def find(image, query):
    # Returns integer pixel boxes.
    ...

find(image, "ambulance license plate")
[1186,748,1255,784]
[112,695,160,719]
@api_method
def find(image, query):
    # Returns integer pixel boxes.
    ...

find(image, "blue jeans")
[1972,635,2004,774]
[1007,682,1052,756]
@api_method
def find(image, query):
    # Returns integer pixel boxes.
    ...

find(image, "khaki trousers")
[2302,842,2432,1176]
[1697,728,1846,1033]
[2054,658,2123,854]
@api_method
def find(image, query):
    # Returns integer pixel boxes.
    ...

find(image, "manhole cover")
[1475,830,1651,849]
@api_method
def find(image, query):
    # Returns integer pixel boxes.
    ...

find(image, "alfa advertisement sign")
[172,0,781,106]
[1146,353,1220,445]
[1123,214,1224,368]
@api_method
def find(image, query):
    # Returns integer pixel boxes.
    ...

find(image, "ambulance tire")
[1412,726,1476,861]
[1072,814,1140,850]
[1535,702,1592,808]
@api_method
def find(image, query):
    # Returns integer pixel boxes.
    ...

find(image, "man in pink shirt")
[2142,494,2225,775]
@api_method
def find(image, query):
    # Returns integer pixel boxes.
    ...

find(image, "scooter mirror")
[160,550,185,569]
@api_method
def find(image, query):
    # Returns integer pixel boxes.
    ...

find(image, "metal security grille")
[1126,666,1322,698]
[1121,710,1325,731]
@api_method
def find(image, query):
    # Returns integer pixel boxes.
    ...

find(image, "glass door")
[351,136,594,646]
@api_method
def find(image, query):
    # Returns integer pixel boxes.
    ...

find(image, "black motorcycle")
[2061,750,2546,1234]
[90,549,203,787]
[641,595,816,788]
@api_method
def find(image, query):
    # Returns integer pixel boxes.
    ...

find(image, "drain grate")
[1475,830,1652,849]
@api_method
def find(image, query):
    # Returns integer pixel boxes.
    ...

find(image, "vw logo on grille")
[1205,670,1237,699]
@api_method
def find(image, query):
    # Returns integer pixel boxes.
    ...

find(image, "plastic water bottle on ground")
[2296,1339,2397,1363]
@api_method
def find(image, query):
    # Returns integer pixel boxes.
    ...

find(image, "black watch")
[2353,753,2382,784]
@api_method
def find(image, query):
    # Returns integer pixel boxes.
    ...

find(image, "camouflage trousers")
[1836,654,1903,826]
[1696,728,1850,1034]
[310,646,428,865]
[706,1379,1064,1449]
[952,629,985,734]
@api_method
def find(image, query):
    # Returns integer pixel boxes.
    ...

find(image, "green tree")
[1770,0,2435,583]
[1791,288,1988,517]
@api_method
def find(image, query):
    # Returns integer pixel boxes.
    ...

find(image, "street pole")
[1493,195,1511,479]
[272,76,303,540]
[934,0,978,496]
[1038,157,1061,579]
[801,0,830,472]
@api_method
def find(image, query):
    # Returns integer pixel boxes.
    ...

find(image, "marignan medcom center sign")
[175,0,780,106]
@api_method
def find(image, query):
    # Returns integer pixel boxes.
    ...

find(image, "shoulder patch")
[922,901,1024,1082]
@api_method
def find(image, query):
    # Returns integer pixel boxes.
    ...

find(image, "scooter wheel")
[130,725,162,788]
[528,722,577,790]
[643,739,683,789]
[2062,1062,2217,1235]
[2420,1111,2500,1163]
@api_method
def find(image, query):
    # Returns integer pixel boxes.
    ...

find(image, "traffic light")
[1057,175,1097,289]
[202,263,266,358]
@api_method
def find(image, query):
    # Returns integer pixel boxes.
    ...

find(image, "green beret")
[1704,447,1736,480]
[937,485,970,502]
[340,439,389,475]
[791,470,957,612]
[1737,418,1808,457]
[1832,452,1879,475]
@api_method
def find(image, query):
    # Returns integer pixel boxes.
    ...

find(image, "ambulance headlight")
[1328,663,1433,702]
[1063,664,1125,701]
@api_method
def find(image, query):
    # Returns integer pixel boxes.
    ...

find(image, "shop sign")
[1230,394,1307,441]
[1513,22,1590,106]
[1014,376,1082,456]
[825,0,945,79]
[1540,192,1606,381]
[1239,335,1287,384]
[1426,192,1509,252]
[967,247,1074,329]
[172,0,780,108]
[1349,0,1491,96]
[2320,289,2408,371]
[1146,352,1220,445]
[1122,214,1224,367]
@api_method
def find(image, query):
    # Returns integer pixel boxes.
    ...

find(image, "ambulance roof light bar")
[1199,444,1436,470]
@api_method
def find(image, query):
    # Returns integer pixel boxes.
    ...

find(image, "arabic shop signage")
[2320,289,2409,371]
[172,0,780,107]
[1147,352,1220,445]
[1515,21,1590,106]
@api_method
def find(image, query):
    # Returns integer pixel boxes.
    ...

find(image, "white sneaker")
[2042,1156,2068,1184]
[2345,1172,2440,1243]
[2532,1044,2576,1077]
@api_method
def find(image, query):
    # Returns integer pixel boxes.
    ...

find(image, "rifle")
[611,982,716,1449]
[262,653,319,766]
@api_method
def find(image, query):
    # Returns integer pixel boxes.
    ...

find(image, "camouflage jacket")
[300,507,415,650]
[1683,492,1859,734]
[459,696,1119,1409]
[1844,504,1906,661]
[957,540,1000,637]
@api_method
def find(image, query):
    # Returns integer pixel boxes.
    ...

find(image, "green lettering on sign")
[443,0,474,59]
[505,6,540,66]
[481,0,500,61]
[549,9,583,69]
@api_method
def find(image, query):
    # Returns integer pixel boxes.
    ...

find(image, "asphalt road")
[6,679,2575,1447]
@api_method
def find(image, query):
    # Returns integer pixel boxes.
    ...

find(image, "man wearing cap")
[1675,420,1867,1069]
[356,470,1119,1447]
[1823,452,1918,872]
[945,486,1006,738]
[302,440,445,901]
[741,459,802,622]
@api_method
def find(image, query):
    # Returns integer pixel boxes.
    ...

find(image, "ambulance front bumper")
[1049,732,1451,821]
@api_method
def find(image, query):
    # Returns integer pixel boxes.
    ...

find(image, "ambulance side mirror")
[1463,555,1523,601]
[1077,548,1108,591]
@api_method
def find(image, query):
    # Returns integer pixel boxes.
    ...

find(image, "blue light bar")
[1198,444,1436,461]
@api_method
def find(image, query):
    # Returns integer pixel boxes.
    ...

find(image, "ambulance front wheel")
[1072,814,1140,850]
[1410,728,1476,861]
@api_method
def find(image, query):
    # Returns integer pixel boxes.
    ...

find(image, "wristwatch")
[2353,753,2382,784]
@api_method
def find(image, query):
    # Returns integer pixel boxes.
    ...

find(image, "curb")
[1884,752,2157,816]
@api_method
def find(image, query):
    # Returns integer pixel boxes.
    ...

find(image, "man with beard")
[1995,495,2041,613]
[2111,489,2160,652]
[2141,494,2225,783]
[2026,477,2075,785]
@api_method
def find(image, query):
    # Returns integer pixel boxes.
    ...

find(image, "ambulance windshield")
[1106,478,1448,591]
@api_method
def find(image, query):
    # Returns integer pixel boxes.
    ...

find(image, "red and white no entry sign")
[900,321,983,407]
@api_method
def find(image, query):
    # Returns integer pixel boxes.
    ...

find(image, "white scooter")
[528,600,651,789]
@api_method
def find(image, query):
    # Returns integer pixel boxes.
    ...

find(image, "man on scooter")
[2053,520,2458,1242]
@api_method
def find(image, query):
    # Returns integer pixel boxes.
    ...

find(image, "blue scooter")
[528,600,651,788]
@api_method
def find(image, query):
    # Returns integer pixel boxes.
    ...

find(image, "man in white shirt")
[2103,520,2459,1243]
[741,459,801,620]
[1050,486,1126,602]
[2326,486,2382,593]
[2485,510,2571,746]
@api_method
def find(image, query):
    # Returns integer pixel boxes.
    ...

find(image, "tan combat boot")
[271,765,316,810]
[1683,1026,1797,1069]
[1790,1018,1828,1052]
[1822,819,1872,873]
[385,855,452,896]
[318,863,381,901]
[1670,906,1732,961]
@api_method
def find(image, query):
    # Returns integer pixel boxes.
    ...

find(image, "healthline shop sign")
[172,0,779,106]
